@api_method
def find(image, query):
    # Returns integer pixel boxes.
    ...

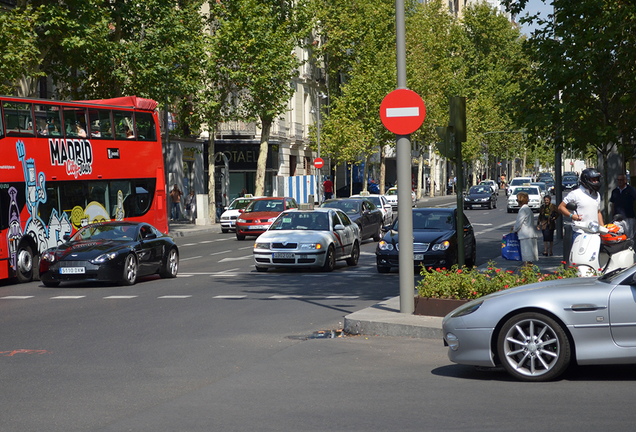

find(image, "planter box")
[414,297,469,317]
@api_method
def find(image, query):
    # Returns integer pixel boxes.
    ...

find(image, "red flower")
[457,269,462,274]
[504,284,509,288]
[496,269,500,273]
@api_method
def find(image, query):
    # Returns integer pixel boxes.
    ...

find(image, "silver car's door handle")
[570,304,607,311]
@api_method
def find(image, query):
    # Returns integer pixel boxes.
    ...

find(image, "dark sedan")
[376,208,476,273]
[321,198,383,241]
[39,221,179,287]
[562,175,579,191]
[463,185,497,210]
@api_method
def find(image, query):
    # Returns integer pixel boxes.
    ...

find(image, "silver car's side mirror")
[334,224,345,231]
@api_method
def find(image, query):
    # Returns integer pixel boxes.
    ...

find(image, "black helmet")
[580,168,602,192]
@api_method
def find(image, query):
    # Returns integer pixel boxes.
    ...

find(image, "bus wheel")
[16,244,34,283]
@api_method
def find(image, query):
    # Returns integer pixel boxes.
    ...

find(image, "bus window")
[134,179,155,215]
[34,104,62,138]
[88,108,114,139]
[114,111,135,140]
[4,102,34,137]
[109,180,132,219]
[38,185,60,225]
[62,107,88,138]
[60,182,87,220]
[135,112,156,141]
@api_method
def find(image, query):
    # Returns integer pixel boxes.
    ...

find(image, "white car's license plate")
[414,254,424,261]
[249,225,266,230]
[60,267,85,274]
[274,252,295,259]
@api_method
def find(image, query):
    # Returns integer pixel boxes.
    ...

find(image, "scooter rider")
[558,167,604,244]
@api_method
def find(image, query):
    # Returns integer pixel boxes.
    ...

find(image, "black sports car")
[321,198,384,241]
[39,221,179,287]
[376,208,476,273]
[463,185,497,209]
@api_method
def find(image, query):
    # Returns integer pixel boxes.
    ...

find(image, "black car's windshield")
[322,200,361,215]
[229,198,252,210]
[469,186,490,194]
[246,199,284,213]
[393,210,454,231]
[563,176,577,182]
[269,212,330,231]
[72,223,137,241]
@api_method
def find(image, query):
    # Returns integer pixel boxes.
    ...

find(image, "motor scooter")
[565,202,635,277]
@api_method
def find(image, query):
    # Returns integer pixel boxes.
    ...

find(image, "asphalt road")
[3,192,636,431]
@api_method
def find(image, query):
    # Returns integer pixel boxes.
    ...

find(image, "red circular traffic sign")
[380,89,426,135]
[314,157,324,169]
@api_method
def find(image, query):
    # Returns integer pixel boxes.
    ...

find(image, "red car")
[235,197,298,240]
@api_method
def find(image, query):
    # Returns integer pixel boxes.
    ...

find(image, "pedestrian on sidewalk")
[537,195,559,256]
[512,191,539,264]
[610,173,636,239]
[558,167,603,244]
[170,184,183,221]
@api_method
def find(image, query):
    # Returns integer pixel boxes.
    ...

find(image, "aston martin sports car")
[443,265,636,382]
[39,221,179,287]
[253,208,361,272]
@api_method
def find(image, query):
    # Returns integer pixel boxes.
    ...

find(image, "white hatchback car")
[220,197,256,233]
[384,187,416,211]
[479,180,499,193]
[507,185,542,213]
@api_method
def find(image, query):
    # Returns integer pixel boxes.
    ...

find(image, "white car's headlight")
[378,241,394,251]
[237,218,246,223]
[432,241,450,251]
[254,242,270,250]
[300,243,321,250]
[91,252,117,263]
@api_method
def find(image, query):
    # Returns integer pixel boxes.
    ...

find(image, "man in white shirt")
[558,168,604,244]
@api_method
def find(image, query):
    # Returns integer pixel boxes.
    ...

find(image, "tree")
[209,0,313,196]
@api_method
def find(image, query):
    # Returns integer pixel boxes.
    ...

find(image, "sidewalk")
[168,195,568,340]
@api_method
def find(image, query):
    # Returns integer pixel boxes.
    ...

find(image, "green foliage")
[417,260,579,300]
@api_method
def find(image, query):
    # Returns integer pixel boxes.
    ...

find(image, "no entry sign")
[314,157,324,169]
[380,89,426,135]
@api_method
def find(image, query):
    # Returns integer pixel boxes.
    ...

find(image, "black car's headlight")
[378,241,394,251]
[91,252,118,264]
[432,241,450,251]
[42,251,57,263]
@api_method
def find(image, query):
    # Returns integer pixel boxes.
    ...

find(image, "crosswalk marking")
[158,295,192,299]
[0,296,34,300]
[104,295,138,299]
[213,295,247,299]
[51,296,86,299]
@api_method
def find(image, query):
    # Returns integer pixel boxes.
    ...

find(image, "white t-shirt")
[563,187,601,233]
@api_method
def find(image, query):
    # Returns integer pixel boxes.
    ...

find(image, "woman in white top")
[512,191,539,264]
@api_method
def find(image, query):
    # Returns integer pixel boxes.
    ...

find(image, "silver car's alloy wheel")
[497,312,570,382]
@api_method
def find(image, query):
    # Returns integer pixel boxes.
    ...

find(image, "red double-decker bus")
[0,95,168,283]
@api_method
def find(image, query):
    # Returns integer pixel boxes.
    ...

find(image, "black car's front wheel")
[160,247,179,278]
[121,254,138,286]
[497,312,571,382]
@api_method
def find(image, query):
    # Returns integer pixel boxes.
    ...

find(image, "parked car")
[442,265,636,381]
[220,196,256,233]
[376,208,476,273]
[321,198,384,241]
[350,193,393,225]
[479,180,499,193]
[235,197,298,240]
[39,221,179,287]
[463,185,498,210]
[507,185,542,212]
[562,175,579,191]
[253,208,361,272]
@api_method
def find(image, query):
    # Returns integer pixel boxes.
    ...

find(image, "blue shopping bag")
[502,232,522,261]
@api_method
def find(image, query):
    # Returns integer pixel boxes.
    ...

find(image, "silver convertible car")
[252,208,361,272]
[443,265,636,382]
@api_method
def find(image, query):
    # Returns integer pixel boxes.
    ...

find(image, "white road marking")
[386,107,419,117]
[104,296,138,299]
[213,295,247,299]
[219,255,252,262]
[325,295,359,299]
[158,295,192,299]
[180,256,203,261]
[269,295,303,299]
[177,274,194,277]
[0,296,34,300]
[199,240,215,244]
[210,250,232,256]
[51,296,86,299]
[180,243,197,247]
[474,220,515,236]
[238,246,254,250]
[471,223,493,226]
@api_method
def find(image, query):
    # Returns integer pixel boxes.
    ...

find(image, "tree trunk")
[254,118,272,196]
[417,151,423,200]
[362,155,369,192]
[380,145,386,195]
[208,125,216,223]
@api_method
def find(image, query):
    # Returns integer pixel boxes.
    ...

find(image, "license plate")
[60,267,85,274]
[274,252,295,259]
[414,254,424,261]
[249,225,266,230]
